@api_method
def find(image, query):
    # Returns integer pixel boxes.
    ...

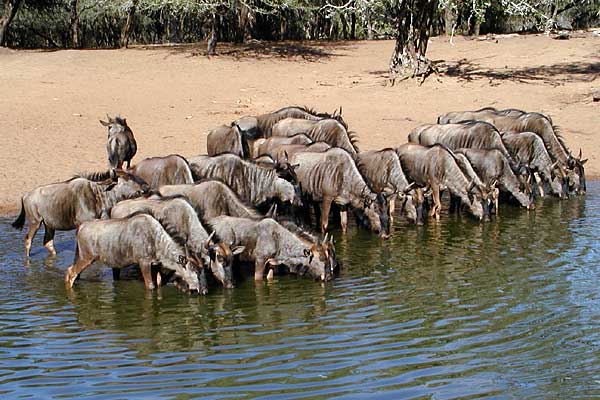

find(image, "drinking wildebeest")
[127,154,193,190]
[65,213,207,294]
[355,149,421,225]
[206,123,250,159]
[100,115,137,169]
[501,132,568,198]
[272,118,359,156]
[206,216,335,282]
[252,134,313,159]
[188,154,302,209]
[233,106,346,139]
[455,148,535,211]
[110,197,241,288]
[289,148,389,236]
[158,180,263,220]
[408,121,513,162]
[438,108,586,194]
[396,144,489,221]
[12,170,148,257]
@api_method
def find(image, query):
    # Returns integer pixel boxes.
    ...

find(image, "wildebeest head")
[465,181,486,221]
[356,190,388,237]
[173,249,207,295]
[99,114,129,136]
[299,238,335,282]
[545,161,568,199]
[514,165,536,209]
[205,236,244,289]
[395,182,419,224]
[271,178,302,206]
[108,169,149,198]
[567,149,587,195]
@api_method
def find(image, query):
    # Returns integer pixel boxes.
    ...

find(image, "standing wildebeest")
[289,148,389,236]
[396,144,489,221]
[100,115,137,169]
[65,214,206,294]
[355,149,421,225]
[234,105,346,139]
[438,108,586,194]
[207,216,335,281]
[110,197,241,288]
[206,124,250,159]
[127,155,193,189]
[408,121,514,162]
[12,170,148,257]
[158,180,263,220]
[501,132,568,198]
[272,118,359,156]
[252,134,313,159]
[188,154,301,208]
[455,148,535,211]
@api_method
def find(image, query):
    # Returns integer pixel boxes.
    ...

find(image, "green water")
[0,183,598,399]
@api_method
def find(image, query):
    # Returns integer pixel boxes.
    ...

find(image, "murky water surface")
[1,183,599,399]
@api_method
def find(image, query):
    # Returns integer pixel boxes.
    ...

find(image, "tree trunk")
[207,14,217,56]
[366,14,374,40]
[350,10,356,40]
[69,0,79,48]
[388,0,438,85]
[473,19,481,36]
[444,4,454,35]
[340,14,348,40]
[120,0,139,48]
[0,0,22,47]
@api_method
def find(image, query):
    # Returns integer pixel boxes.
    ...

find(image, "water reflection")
[0,184,597,398]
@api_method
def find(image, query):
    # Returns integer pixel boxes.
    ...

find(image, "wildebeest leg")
[112,268,121,281]
[313,202,322,230]
[139,261,155,290]
[340,209,348,234]
[65,257,95,288]
[43,226,57,256]
[254,258,267,281]
[24,220,42,258]
[431,185,441,220]
[320,197,333,233]
[388,196,395,225]
[126,159,131,169]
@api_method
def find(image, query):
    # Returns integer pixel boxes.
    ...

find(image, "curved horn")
[403,182,416,194]
[579,148,582,160]
[323,232,329,244]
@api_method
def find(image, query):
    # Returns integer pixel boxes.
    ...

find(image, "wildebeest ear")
[303,248,311,257]
[99,119,111,127]
[232,246,245,255]
[581,159,588,165]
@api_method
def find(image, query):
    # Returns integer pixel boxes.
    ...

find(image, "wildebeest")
[206,124,250,159]
[438,107,586,194]
[12,170,148,257]
[408,121,513,162]
[127,155,193,189]
[289,148,389,236]
[455,148,535,211]
[501,132,568,198]
[65,214,207,294]
[188,154,301,208]
[207,216,335,281]
[109,197,241,288]
[355,149,421,225]
[100,115,137,169]
[252,133,313,159]
[396,144,489,221]
[158,180,263,220]
[234,105,346,139]
[272,118,359,156]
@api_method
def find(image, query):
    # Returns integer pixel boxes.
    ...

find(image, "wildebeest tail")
[12,198,26,230]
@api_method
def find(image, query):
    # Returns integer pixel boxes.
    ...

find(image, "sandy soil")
[1,33,598,215]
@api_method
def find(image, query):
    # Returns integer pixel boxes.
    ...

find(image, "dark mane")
[113,115,128,127]
[347,130,360,152]
[276,216,318,243]
[551,124,572,157]
[124,210,189,250]
[75,170,113,182]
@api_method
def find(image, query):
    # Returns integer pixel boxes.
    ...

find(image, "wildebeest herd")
[11,106,587,296]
